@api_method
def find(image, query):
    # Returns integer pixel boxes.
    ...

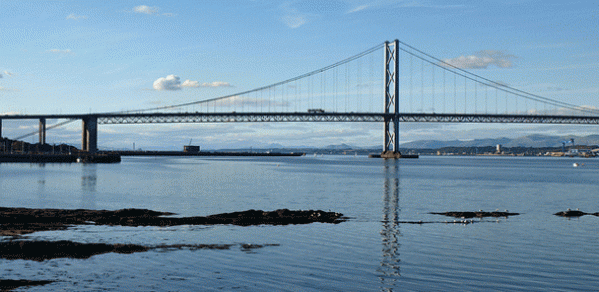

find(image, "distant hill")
[400,134,599,149]
[323,143,354,150]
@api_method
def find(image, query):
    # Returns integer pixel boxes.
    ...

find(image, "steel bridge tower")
[381,40,402,158]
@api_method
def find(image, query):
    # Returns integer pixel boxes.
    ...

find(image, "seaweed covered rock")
[0,207,347,236]
[553,209,587,217]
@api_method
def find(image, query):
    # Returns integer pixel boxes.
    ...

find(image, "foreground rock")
[0,207,346,236]
[0,280,54,291]
[430,211,519,218]
[553,209,599,217]
[0,240,279,262]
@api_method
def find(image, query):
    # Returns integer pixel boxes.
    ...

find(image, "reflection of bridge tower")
[81,164,97,209]
[381,40,401,158]
[378,159,401,289]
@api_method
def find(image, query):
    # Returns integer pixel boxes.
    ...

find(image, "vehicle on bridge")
[307,109,325,113]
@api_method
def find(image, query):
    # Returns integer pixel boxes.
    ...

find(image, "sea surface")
[1,155,598,291]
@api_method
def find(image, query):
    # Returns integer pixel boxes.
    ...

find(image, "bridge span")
[1,40,598,156]
[1,112,599,154]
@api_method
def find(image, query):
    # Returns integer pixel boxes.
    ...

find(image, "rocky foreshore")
[0,207,346,290]
[0,207,346,236]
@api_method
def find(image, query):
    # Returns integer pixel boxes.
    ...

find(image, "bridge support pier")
[0,119,2,139]
[82,116,98,153]
[382,40,401,158]
[39,118,46,145]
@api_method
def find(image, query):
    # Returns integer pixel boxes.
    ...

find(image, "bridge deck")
[2,112,599,125]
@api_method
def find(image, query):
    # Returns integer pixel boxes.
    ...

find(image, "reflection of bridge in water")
[2,40,598,155]
[379,160,401,289]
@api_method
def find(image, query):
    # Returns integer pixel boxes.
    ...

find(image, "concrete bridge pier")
[82,116,98,153]
[39,118,46,145]
[0,119,2,138]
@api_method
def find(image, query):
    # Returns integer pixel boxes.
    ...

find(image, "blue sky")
[0,1,597,150]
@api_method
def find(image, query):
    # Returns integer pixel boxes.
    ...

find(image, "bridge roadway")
[3,112,599,124]
[1,112,599,153]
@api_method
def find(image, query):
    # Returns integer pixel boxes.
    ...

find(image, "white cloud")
[181,80,200,88]
[133,5,159,15]
[48,49,73,54]
[201,81,232,88]
[153,75,181,91]
[66,13,87,20]
[442,51,515,69]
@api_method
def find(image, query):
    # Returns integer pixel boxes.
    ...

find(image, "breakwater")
[115,151,305,157]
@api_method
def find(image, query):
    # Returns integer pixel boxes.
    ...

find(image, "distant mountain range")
[213,135,599,152]
[399,134,599,149]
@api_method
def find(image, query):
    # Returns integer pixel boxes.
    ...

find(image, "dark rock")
[0,280,54,291]
[553,210,587,217]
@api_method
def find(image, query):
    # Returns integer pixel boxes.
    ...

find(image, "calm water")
[1,155,598,291]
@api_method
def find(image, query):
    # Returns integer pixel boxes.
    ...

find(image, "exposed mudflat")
[430,211,520,218]
[0,207,346,236]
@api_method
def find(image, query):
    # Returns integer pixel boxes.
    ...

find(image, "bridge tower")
[381,40,401,158]
[39,118,46,145]
[82,115,98,153]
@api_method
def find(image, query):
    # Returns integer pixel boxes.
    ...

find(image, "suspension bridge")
[1,40,598,157]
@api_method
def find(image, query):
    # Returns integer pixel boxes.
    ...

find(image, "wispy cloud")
[280,3,307,29]
[200,81,232,88]
[0,71,14,78]
[133,5,159,15]
[181,80,233,88]
[132,5,174,16]
[154,76,229,90]
[47,49,73,54]
[441,50,516,69]
[181,80,200,88]
[66,13,87,20]
[347,5,369,13]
